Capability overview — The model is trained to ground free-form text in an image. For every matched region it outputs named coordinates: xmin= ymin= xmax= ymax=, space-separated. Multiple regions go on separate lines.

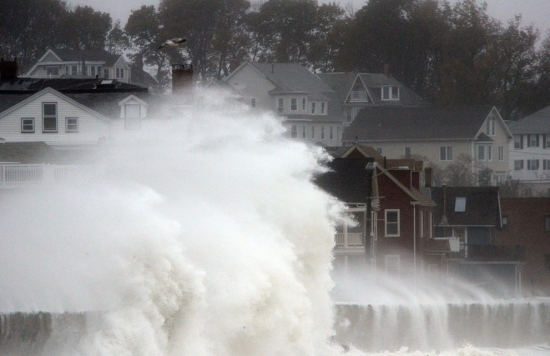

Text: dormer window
xmin=118 ymin=95 xmax=148 ymax=130
xmin=116 ymin=67 xmax=125 ymax=79
xmin=46 ymin=67 xmax=59 ymax=76
xmin=350 ymin=81 xmax=368 ymax=102
xmin=42 ymin=103 xmax=57 ymax=133
xmin=381 ymin=86 xmax=399 ymax=101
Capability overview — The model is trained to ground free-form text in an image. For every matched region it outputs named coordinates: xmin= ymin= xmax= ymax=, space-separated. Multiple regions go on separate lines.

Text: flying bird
xmin=157 ymin=37 xmax=187 ymax=50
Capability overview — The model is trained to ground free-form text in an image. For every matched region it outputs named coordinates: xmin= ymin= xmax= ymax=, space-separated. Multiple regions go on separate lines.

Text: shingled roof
xmin=41 ymin=49 xmax=122 ymax=67
xmin=344 ymin=105 xmax=497 ymax=142
xmin=507 ymin=105 xmax=550 ymax=134
xmin=430 ymin=186 xmax=501 ymax=227
xmin=315 ymin=157 xmax=374 ymax=204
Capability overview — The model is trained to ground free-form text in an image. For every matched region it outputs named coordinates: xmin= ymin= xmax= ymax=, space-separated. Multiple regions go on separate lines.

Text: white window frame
xmin=527 ymin=159 xmax=540 ymax=171
xmin=385 ymin=209 xmax=400 ymax=237
xmin=290 ymin=124 xmax=297 ymax=138
xmin=302 ymin=125 xmax=306 ymax=139
xmin=498 ymin=146 xmax=504 ymax=161
xmin=46 ymin=67 xmax=59 ymax=76
xmin=384 ymin=255 xmax=401 ymax=274
xmin=330 ymin=126 xmax=333 ymax=140
xmin=478 ymin=145 xmax=485 ymax=161
xmin=277 ymin=98 xmax=284 ymax=112
xmin=311 ymin=102 xmax=316 ymax=114
xmin=125 ymin=104 xmax=141 ymax=129
xmin=528 ymin=134 xmax=539 ymax=147
xmin=321 ymin=126 xmax=325 ymax=139
xmin=21 ymin=118 xmax=35 ymax=133
xmin=514 ymin=160 xmax=524 ymax=170
xmin=291 ymin=98 xmax=297 ymax=111
xmin=115 ymin=67 xmax=125 ymax=79
xmin=543 ymin=159 xmax=550 ymax=170
xmin=42 ymin=102 xmax=57 ymax=133
xmin=103 ymin=68 xmax=109 ymax=78
xmin=487 ymin=118 xmax=495 ymax=136
xmin=514 ymin=135 xmax=523 ymax=149
xmin=302 ymin=98 xmax=306 ymax=111
xmin=440 ymin=146 xmax=452 ymax=161
xmin=321 ymin=102 xmax=325 ymax=114
xmin=311 ymin=125 xmax=315 ymax=139
xmin=381 ymin=86 xmax=399 ymax=101
xmin=65 ymin=117 xmax=79 ymax=132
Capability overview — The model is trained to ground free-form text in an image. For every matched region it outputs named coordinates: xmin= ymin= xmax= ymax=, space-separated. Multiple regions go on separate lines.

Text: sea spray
xmin=0 ymin=95 xmax=344 ymax=355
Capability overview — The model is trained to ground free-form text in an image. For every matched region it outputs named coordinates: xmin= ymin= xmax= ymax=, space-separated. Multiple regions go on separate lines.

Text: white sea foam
xmin=0 ymin=95 xmax=343 ymax=355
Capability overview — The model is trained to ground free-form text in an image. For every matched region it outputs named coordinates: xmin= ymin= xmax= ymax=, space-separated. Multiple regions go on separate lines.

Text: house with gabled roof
xmin=343 ymin=105 xmax=513 ymax=185
xmin=223 ymin=61 xmax=345 ymax=146
xmin=317 ymin=72 xmax=428 ymax=123
xmin=428 ymin=186 xmax=523 ymax=296
xmin=25 ymin=49 xmax=132 ymax=84
xmin=316 ymin=143 xmax=436 ymax=280
xmin=507 ymin=106 xmax=550 ymax=195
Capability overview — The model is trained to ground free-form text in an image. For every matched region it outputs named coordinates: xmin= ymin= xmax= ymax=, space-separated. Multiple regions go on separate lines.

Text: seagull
xmin=157 ymin=37 xmax=187 ymax=50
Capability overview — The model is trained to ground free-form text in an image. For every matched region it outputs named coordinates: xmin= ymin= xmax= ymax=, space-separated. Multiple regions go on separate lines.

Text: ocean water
xmin=0 ymin=91 xmax=548 ymax=355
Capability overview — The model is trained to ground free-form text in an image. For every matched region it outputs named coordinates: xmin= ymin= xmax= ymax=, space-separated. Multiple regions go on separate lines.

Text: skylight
xmin=455 ymin=197 xmax=466 ymax=212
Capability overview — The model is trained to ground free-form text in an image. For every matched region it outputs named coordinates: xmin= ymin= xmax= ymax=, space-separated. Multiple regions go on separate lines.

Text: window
xmin=384 ymin=255 xmax=401 ymax=274
xmin=545 ymin=254 xmax=550 ymax=272
xmin=405 ymin=147 xmax=411 ymax=158
xmin=502 ymin=215 xmax=508 ymax=230
xmin=46 ymin=67 xmax=59 ymax=76
xmin=528 ymin=134 xmax=539 ymax=147
xmin=311 ymin=125 xmax=315 ymax=139
xmin=321 ymin=102 xmax=325 ymax=114
xmin=103 ymin=68 xmax=109 ymax=78
xmin=440 ymin=146 xmax=452 ymax=161
xmin=455 ymin=197 xmax=466 ymax=212
xmin=382 ymin=86 xmax=399 ymax=100
xmin=486 ymin=118 xmax=495 ymax=136
xmin=65 ymin=117 xmax=78 ymax=132
xmin=478 ymin=146 xmax=485 ymax=160
xmin=514 ymin=135 xmax=523 ymax=149
xmin=545 ymin=134 xmax=550 ymax=149
xmin=277 ymin=98 xmax=284 ymax=112
xmin=115 ymin=67 xmax=125 ymax=79
xmin=527 ymin=159 xmax=540 ymax=170
xmin=291 ymin=98 xmax=297 ymax=111
xmin=42 ymin=103 xmax=57 ymax=132
xmin=514 ymin=160 xmax=524 ymax=170
xmin=376 ymin=147 xmax=382 ymax=154
xmin=544 ymin=160 xmax=550 ymax=170
xmin=21 ymin=118 xmax=35 ymax=133
xmin=302 ymin=98 xmax=306 ymax=111
xmin=385 ymin=209 xmax=400 ymax=237
xmin=290 ymin=124 xmax=297 ymax=138
xmin=321 ymin=126 xmax=325 ymax=139
xmin=487 ymin=145 xmax=492 ymax=161
xmin=72 ymin=65 xmax=78 ymax=75
xmin=330 ymin=126 xmax=333 ymax=140
xmin=125 ymin=104 xmax=141 ymax=129
xmin=311 ymin=102 xmax=315 ymax=114
xmin=545 ymin=216 xmax=550 ymax=232
xmin=90 ymin=65 xmax=96 ymax=76
xmin=499 ymin=146 xmax=504 ymax=161
xmin=419 ymin=211 xmax=424 ymax=238
xmin=302 ymin=125 xmax=306 ymax=138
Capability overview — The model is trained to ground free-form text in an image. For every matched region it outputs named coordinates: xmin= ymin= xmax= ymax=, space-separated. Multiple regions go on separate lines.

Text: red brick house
xmin=496 ymin=198 xmax=550 ymax=296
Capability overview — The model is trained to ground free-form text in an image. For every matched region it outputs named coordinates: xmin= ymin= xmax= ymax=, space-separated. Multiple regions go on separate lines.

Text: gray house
xmin=223 ymin=61 xmax=345 ymax=147
xmin=343 ymin=105 xmax=513 ymax=185
xmin=317 ymin=72 xmax=428 ymax=123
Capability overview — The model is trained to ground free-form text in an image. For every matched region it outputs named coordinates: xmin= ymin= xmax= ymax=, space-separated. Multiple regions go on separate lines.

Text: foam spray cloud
xmin=0 ymin=93 xmax=345 ymax=356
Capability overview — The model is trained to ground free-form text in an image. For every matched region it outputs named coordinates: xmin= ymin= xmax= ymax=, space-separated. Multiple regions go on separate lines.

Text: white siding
xmin=0 ymin=92 xmax=110 ymax=145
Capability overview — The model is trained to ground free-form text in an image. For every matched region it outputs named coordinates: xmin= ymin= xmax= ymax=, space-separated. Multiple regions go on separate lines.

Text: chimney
xmin=172 ymin=63 xmax=194 ymax=94
xmin=424 ymin=167 xmax=433 ymax=188
xmin=0 ymin=58 xmax=18 ymax=81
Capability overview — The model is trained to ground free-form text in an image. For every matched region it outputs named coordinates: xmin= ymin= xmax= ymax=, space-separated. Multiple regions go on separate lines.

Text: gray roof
xmin=245 ymin=62 xmax=335 ymax=101
xmin=343 ymin=105 xmax=495 ymax=142
xmin=0 ymin=78 xmax=152 ymax=117
xmin=430 ymin=186 xmax=501 ymax=227
xmin=507 ymin=105 xmax=550 ymax=134
xmin=317 ymin=72 xmax=428 ymax=107
xmin=46 ymin=49 xmax=123 ymax=66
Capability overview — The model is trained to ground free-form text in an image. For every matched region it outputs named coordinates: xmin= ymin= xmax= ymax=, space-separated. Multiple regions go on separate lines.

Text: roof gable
xmin=344 ymin=105 xmax=497 ymax=142
xmin=507 ymin=105 xmax=550 ymax=134
xmin=0 ymin=87 xmax=110 ymax=123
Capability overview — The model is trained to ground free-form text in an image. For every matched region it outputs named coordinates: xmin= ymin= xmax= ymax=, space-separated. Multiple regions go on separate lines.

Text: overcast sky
xmin=67 ymin=0 xmax=550 ymax=38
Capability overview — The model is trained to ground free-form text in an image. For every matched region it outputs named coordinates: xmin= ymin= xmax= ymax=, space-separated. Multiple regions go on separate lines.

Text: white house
xmin=508 ymin=106 xmax=550 ymax=195
xmin=222 ymin=61 xmax=345 ymax=147
xmin=25 ymin=49 xmax=132 ymax=84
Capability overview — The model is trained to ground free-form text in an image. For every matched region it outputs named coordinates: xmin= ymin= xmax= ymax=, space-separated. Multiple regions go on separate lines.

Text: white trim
xmin=385 ymin=209 xmax=400 ymax=237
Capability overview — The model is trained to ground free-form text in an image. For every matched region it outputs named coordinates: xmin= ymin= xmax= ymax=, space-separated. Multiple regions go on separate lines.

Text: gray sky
xmin=67 ymin=0 xmax=550 ymax=37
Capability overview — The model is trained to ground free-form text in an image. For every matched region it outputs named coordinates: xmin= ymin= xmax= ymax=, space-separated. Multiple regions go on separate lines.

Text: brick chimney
xmin=0 ymin=58 xmax=18 ymax=81
xmin=172 ymin=63 xmax=194 ymax=94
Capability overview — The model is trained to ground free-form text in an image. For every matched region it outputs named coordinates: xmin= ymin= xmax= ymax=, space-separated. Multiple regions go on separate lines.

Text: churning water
xmin=0 ymin=93 xmax=549 ymax=355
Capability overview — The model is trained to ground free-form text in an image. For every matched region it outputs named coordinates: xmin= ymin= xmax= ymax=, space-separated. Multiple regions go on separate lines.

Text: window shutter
xmin=544 ymin=134 xmax=547 ymax=149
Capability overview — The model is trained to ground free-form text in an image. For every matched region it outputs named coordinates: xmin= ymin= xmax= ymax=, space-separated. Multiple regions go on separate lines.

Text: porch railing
xmin=335 ymin=232 xmax=364 ymax=247
xmin=0 ymin=163 xmax=100 ymax=187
